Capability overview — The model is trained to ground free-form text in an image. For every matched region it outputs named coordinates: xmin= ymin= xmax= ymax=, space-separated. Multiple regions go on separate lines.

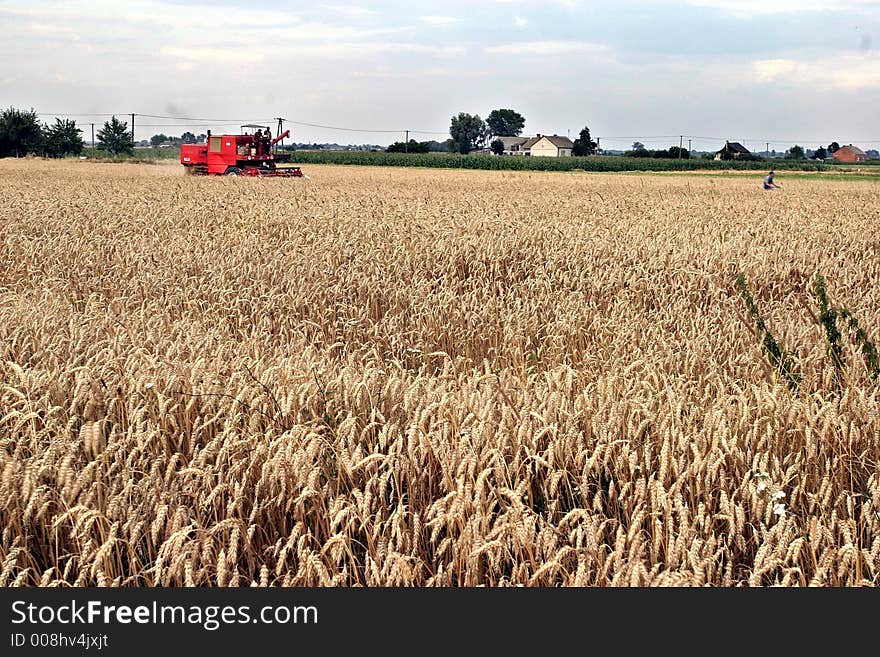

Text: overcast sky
xmin=1 ymin=0 xmax=878 ymax=151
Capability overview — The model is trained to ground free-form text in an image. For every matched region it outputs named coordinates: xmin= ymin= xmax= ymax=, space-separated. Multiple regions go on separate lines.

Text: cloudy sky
xmin=1 ymin=0 xmax=878 ymax=151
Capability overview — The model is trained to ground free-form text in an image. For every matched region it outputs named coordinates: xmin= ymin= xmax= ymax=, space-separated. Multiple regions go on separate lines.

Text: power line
xmin=136 ymin=113 xmax=276 ymax=123
xmin=135 ymin=123 xmax=248 ymax=127
xmin=139 ymin=114 xmax=447 ymax=135
xmin=36 ymin=112 xmax=118 ymax=117
xmin=284 ymin=119 xmax=403 ymax=134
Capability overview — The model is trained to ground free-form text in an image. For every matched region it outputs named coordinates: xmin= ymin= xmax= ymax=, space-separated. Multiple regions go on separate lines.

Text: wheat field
xmin=1 ymin=158 xmax=878 ymax=586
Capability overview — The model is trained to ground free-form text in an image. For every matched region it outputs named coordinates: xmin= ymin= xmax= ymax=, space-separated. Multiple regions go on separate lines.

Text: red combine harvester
xmin=180 ymin=124 xmax=303 ymax=177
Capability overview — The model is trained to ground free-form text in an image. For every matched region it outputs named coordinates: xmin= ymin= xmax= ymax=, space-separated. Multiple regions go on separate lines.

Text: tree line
xmin=149 ymin=131 xmax=206 ymax=147
xmin=383 ymin=108 xmax=598 ymax=156
xmin=0 ymin=107 xmax=149 ymax=157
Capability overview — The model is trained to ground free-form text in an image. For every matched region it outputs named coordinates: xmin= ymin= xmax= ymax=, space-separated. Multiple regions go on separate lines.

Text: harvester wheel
xmin=224 ymin=166 xmax=243 ymax=176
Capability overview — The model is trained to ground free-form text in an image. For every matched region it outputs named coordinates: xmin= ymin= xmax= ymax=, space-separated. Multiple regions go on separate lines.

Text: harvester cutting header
xmin=180 ymin=124 xmax=303 ymax=177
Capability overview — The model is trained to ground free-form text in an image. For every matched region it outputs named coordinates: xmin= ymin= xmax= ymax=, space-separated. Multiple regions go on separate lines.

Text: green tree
xmin=181 ymin=131 xmax=197 ymax=144
xmin=150 ymin=133 xmax=169 ymax=147
xmin=667 ymin=146 xmax=690 ymax=159
xmin=490 ymin=139 xmax=505 ymax=155
xmin=631 ymin=141 xmax=645 ymax=152
xmin=449 ymin=113 xmax=490 ymax=154
xmin=43 ymin=118 xmax=83 ymax=157
xmin=572 ymin=126 xmax=597 ymax=156
xmin=0 ymin=107 xmax=43 ymax=157
xmin=787 ymin=144 xmax=805 ymax=159
xmin=97 ymin=116 xmax=134 ymax=155
xmin=421 ymin=140 xmax=448 ymax=152
xmin=486 ymin=108 xmax=525 ymax=137
xmin=827 ymin=142 xmax=840 ymax=154
xmin=812 ymin=146 xmax=828 ymax=160
xmin=386 ymin=139 xmax=429 ymax=153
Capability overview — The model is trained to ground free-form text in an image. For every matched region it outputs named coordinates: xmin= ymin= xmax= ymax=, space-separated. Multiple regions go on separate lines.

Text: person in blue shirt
xmin=763 ymin=171 xmax=781 ymax=190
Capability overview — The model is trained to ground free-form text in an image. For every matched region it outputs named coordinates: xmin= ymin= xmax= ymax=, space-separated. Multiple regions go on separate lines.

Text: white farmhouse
xmin=528 ymin=134 xmax=574 ymax=157
xmin=493 ymin=133 xmax=574 ymax=156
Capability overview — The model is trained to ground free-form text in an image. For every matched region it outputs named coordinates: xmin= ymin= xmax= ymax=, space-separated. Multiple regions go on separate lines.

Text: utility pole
xmin=90 ymin=123 xmax=95 ymax=148
xmin=131 ymin=113 xmax=136 ymax=144
xmin=688 ymin=138 xmax=692 ymax=154
xmin=679 ymin=135 xmax=683 ymax=159
xmin=404 ymin=129 xmax=409 ymax=153
xmin=766 ymin=142 xmax=770 ymax=156
xmin=596 ymin=137 xmax=600 ymax=154
xmin=275 ymin=117 xmax=285 ymax=153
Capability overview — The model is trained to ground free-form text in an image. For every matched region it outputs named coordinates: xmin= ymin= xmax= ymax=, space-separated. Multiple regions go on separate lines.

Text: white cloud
xmin=665 ymin=0 xmax=880 ymax=17
xmin=751 ymin=52 xmax=880 ymax=89
xmin=752 ymin=58 xmax=797 ymax=83
xmin=27 ymin=23 xmax=80 ymax=41
xmin=421 ymin=16 xmax=462 ymax=25
xmin=486 ymin=40 xmax=609 ymax=55
xmin=320 ymin=5 xmax=379 ymax=18
xmin=351 ymin=66 xmax=487 ymax=79
xmin=0 ymin=1 xmax=301 ymax=31
xmin=159 ymin=46 xmax=265 ymax=65
xmin=513 ymin=16 xmax=528 ymax=27
xmin=161 ymin=40 xmax=465 ymax=65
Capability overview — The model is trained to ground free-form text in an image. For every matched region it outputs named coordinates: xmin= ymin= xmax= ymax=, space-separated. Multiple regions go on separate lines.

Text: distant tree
xmin=43 ymin=118 xmax=83 ymax=157
xmin=197 ymin=133 xmax=207 ymax=144
xmin=386 ymin=139 xmax=429 ymax=153
xmin=827 ymin=142 xmax=840 ymax=154
xmin=787 ymin=144 xmax=805 ymax=159
xmin=97 ymin=117 xmax=134 ymax=155
xmin=150 ymin=133 xmax=169 ymax=147
xmin=421 ymin=140 xmax=448 ymax=152
xmin=572 ymin=126 xmax=597 ymax=156
xmin=490 ymin=139 xmax=505 ymax=155
xmin=486 ymin=108 xmax=526 ymax=137
xmin=181 ymin=131 xmax=197 ymax=144
xmin=631 ymin=141 xmax=645 ymax=152
xmin=812 ymin=146 xmax=828 ymax=160
xmin=667 ymin=146 xmax=690 ymax=159
xmin=0 ymin=107 xmax=43 ymax=157
xmin=449 ymin=113 xmax=490 ymax=154
xmin=866 ymin=149 xmax=880 ymax=160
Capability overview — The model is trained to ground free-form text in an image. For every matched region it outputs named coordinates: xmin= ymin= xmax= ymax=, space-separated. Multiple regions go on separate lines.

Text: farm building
xmin=714 ymin=141 xmax=751 ymax=160
xmin=496 ymin=136 xmax=529 ymax=155
xmin=529 ymin=134 xmax=574 ymax=157
xmin=832 ymin=144 xmax=867 ymax=163
xmin=493 ymin=134 xmax=573 ymax=156
xmin=518 ymin=137 xmax=540 ymax=154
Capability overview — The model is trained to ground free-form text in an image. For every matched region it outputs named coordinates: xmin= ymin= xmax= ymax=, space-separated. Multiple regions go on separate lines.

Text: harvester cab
xmin=180 ymin=124 xmax=303 ymax=177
